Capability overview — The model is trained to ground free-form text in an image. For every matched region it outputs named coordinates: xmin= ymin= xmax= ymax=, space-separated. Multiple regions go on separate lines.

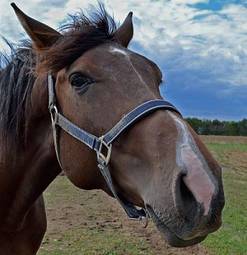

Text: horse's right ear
xmin=11 ymin=3 xmax=61 ymax=49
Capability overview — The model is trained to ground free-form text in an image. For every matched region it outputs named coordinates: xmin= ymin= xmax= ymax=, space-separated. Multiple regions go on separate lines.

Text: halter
xmin=48 ymin=74 xmax=181 ymax=221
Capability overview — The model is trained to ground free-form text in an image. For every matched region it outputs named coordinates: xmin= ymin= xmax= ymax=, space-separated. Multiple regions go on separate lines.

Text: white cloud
xmin=0 ymin=0 xmax=246 ymax=88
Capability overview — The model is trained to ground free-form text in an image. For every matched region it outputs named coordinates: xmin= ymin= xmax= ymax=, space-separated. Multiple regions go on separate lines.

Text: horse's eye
xmin=69 ymin=72 xmax=94 ymax=91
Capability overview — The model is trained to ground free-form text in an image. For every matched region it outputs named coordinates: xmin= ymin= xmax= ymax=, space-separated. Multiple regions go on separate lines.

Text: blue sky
xmin=0 ymin=0 xmax=246 ymax=120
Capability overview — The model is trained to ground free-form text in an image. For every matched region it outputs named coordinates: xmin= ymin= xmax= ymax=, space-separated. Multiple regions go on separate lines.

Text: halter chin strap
xmin=48 ymin=74 xmax=181 ymax=220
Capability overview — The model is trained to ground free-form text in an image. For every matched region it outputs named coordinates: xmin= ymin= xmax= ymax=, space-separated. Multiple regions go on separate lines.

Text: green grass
xmin=38 ymin=176 xmax=156 ymax=255
xmin=39 ymin=228 xmax=151 ymax=255
xmin=38 ymin=136 xmax=247 ymax=255
xmin=202 ymin=139 xmax=247 ymax=255
xmin=207 ymin=143 xmax=247 ymax=152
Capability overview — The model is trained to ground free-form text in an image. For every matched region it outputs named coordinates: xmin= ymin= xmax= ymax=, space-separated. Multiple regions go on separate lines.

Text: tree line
xmin=186 ymin=118 xmax=247 ymax=136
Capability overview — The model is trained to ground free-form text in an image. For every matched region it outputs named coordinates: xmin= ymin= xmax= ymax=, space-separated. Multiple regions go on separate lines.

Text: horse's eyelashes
xmin=69 ymin=72 xmax=94 ymax=91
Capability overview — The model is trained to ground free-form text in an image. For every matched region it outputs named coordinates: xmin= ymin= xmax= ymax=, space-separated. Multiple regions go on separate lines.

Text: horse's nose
xmin=174 ymin=169 xmax=225 ymax=240
xmin=182 ymin=169 xmax=216 ymax=217
xmin=174 ymin=173 xmax=223 ymax=240
xmin=173 ymin=146 xmax=224 ymax=239
xmin=176 ymin=174 xmax=217 ymax=216
xmin=177 ymin=145 xmax=217 ymax=217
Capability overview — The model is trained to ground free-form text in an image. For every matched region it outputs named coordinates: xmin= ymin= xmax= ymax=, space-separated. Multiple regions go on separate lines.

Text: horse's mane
xmin=0 ymin=42 xmax=35 ymax=145
xmin=0 ymin=5 xmax=117 ymax=146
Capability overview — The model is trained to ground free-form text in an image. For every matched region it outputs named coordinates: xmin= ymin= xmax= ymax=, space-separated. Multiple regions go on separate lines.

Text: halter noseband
xmin=48 ymin=74 xmax=181 ymax=221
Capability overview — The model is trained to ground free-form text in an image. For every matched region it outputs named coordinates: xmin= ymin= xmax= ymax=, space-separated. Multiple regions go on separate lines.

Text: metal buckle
xmin=96 ymin=136 xmax=112 ymax=166
xmin=49 ymin=104 xmax=58 ymax=124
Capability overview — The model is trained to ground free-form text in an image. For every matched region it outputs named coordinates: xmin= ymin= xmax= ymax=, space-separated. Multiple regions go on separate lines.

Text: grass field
xmin=201 ymin=136 xmax=247 ymax=255
xmin=38 ymin=136 xmax=247 ymax=255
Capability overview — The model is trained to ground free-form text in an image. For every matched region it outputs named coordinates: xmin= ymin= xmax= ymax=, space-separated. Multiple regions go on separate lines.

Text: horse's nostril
xmin=180 ymin=177 xmax=193 ymax=202
xmin=178 ymin=176 xmax=198 ymax=220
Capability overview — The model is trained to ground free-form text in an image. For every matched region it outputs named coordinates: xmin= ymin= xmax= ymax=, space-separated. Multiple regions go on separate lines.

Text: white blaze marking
xmin=110 ymin=47 xmax=128 ymax=56
xmin=168 ymin=112 xmax=216 ymax=215
xmin=109 ymin=46 xmax=148 ymax=88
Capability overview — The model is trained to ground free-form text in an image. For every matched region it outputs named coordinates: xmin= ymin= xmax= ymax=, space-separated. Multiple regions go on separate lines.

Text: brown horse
xmin=0 ymin=3 xmax=224 ymax=254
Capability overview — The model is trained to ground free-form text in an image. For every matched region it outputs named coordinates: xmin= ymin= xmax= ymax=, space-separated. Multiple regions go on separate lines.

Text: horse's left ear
xmin=11 ymin=3 xmax=61 ymax=49
xmin=114 ymin=12 xmax=133 ymax=47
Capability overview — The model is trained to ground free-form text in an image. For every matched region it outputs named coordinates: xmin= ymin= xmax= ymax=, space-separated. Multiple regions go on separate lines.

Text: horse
xmin=0 ymin=3 xmax=225 ymax=254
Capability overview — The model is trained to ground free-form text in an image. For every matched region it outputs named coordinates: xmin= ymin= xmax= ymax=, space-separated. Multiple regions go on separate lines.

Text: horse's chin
xmin=146 ymin=205 xmax=207 ymax=247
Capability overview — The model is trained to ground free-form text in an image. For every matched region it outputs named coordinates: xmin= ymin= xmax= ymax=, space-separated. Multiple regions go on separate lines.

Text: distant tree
xmin=239 ymin=119 xmax=247 ymax=136
xmin=185 ymin=118 xmax=247 ymax=136
xmin=186 ymin=118 xmax=202 ymax=134
xmin=225 ymin=121 xmax=239 ymax=136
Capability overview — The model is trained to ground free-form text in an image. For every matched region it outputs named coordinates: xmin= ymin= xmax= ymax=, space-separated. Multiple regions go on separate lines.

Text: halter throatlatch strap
xmin=48 ymin=74 xmax=181 ymax=220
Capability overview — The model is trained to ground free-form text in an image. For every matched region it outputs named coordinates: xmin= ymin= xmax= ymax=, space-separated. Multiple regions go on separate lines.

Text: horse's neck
xmin=0 ymin=115 xmax=61 ymax=231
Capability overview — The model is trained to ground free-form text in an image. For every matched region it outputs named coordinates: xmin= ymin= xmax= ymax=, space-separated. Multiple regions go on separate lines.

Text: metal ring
xmin=96 ymin=136 xmax=112 ymax=166
xmin=49 ymin=105 xmax=58 ymax=124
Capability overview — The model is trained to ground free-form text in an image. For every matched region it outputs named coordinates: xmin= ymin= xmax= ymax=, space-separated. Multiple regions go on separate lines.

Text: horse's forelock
xmin=36 ymin=5 xmax=117 ymax=74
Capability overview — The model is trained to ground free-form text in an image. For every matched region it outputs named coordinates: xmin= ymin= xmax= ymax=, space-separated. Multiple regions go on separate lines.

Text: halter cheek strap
xmin=48 ymin=74 xmax=181 ymax=220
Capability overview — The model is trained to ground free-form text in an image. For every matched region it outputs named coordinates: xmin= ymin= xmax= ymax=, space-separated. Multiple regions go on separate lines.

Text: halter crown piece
xmin=48 ymin=74 xmax=181 ymax=221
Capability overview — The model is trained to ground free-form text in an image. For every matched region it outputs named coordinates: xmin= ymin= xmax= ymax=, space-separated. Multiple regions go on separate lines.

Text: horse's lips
xmin=146 ymin=205 xmax=207 ymax=247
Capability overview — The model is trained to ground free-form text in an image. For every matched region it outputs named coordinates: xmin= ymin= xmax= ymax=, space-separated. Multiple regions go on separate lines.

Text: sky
xmin=0 ymin=0 xmax=246 ymax=120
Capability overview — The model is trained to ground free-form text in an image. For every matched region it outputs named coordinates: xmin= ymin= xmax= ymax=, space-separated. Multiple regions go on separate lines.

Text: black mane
xmin=0 ymin=5 xmax=117 ymax=146
xmin=0 ymin=42 xmax=35 ymax=145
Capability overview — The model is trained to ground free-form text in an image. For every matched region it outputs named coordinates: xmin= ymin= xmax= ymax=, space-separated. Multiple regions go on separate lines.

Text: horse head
xmin=12 ymin=3 xmax=224 ymax=247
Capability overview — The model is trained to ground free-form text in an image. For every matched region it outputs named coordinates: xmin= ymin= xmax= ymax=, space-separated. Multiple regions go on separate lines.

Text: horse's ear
xmin=11 ymin=3 xmax=61 ymax=49
xmin=114 ymin=12 xmax=133 ymax=47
